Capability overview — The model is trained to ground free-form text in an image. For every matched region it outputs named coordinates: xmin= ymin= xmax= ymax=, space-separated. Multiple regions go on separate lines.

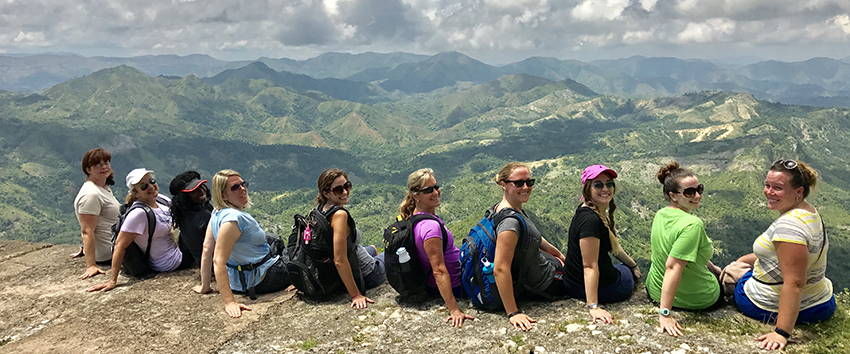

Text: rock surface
xmin=0 ymin=240 xmax=810 ymax=353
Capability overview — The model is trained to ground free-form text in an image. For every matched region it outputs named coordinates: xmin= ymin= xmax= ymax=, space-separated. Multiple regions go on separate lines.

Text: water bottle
xmin=482 ymin=260 xmax=495 ymax=283
xmin=397 ymin=247 xmax=412 ymax=273
xmin=302 ymin=226 xmax=312 ymax=245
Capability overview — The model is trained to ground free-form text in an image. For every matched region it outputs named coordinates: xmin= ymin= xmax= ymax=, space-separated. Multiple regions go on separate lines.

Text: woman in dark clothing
xmin=563 ymin=165 xmax=640 ymax=324
xmin=169 ymin=170 xmax=213 ymax=266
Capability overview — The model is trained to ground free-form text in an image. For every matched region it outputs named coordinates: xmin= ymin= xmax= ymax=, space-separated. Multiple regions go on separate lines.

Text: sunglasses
xmin=229 ymin=181 xmax=249 ymax=192
xmin=417 ymin=184 xmax=440 ymax=194
xmin=675 ymin=184 xmax=704 ymax=198
xmin=138 ymin=178 xmax=156 ymax=191
xmin=504 ymin=179 xmax=536 ymax=187
xmin=328 ymin=181 xmax=352 ymax=196
xmin=774 ymin=159 xmax=807 ymax=185
xmin=592 ymin=181 xmax=616 ymax=191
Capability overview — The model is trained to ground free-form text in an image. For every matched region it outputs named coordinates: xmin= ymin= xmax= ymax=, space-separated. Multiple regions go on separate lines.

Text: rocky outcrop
xmin=0 ymin=240 xmax=832 ymax=353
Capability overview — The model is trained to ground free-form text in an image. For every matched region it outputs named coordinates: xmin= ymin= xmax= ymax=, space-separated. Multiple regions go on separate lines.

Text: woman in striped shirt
xmin=734 ymin=160 xmax=835 ymax=351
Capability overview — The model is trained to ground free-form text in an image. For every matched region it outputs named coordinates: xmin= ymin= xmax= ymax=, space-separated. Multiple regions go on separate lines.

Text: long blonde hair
xmin=581 ymin=174 xmax=621 ymax=252
xmin=211 ymin=169 xmax=251 ymax=210
xmin=399 ymin=168 xmax=435 ymax=220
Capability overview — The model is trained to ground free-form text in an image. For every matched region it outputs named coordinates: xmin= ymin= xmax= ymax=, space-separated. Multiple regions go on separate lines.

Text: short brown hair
xmin=81 ymin=148 xmax=114 ymax=185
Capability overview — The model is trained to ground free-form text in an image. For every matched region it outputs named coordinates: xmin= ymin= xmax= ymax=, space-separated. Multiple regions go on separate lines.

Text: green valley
xmin=1 ymin=64 xmax=849 ymax=290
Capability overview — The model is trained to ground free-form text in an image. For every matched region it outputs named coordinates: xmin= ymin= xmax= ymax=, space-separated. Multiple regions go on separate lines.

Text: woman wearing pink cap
xmin=646 ymin=161 xmax=722 ymax=337
xmin=563 ymin=165 xmax=640 ymax=324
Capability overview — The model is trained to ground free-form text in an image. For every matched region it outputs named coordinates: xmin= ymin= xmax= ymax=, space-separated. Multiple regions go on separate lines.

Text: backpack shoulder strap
xmin=408 ymin=213 xmax=449 ymax=252
xmin=491 ymin=207 xmax=528 ymax=241
xmin=128 ymin=202 xmax=156 ymax=257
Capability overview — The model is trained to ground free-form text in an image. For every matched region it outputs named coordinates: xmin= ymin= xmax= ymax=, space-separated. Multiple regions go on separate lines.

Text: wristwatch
xmin=587 ymin=303 xmax=599 ymax=309
xmin=659 ymin=308 xmax=671 ymax=317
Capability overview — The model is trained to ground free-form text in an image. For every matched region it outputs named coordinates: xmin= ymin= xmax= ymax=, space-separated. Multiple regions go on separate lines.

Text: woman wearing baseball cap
xmin=87 ymin=168 xmax=192 ymax=292
xmin=169 ymin=170 xmax=213 ymax=266
xmin=563 ymin=165 xmax=641 ymax=325
xmin=645 ymin=161 xmax=722 ymax=337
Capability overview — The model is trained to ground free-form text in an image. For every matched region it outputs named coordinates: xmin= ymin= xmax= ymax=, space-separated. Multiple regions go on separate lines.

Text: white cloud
xmin=0 ymin=0 xmax=847 ymax=61
xmin=623 ymin=30 xmax=653 ymax=44
xmin=13 ymin=31 xmax=48 ymax=46
xmin=640 ymin=0 xmax=657 ymax=12
xmin=571 ymin=0 xmax=629 ymax=21
xmin=676 ymin=18 xmax=736 ymax=43
xmin=834 ymin=14 xmax=850 ymax=35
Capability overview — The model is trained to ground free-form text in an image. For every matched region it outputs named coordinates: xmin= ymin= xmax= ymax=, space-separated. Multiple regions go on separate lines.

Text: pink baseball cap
xmin=581 ymin=165 xmax=618 ymax=184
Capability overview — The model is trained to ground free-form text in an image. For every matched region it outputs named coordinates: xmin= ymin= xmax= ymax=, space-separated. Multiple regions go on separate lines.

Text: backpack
xmin=111 ymin=195 xmax=170 ymax=277
xmin=459 ymin=207 xmax=528 ymax=311
xmin=383 ymin=213 xmax=449 ymax=302
xmin=287 ymin=206 xmax=364 ymax=297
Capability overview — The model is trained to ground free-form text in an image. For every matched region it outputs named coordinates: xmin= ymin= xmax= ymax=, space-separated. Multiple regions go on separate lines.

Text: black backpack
xmin=287 ymin=206 xmax=364 ymax=297
xmin=110 ymin=195 xmax=170 ymax=277
xmin=383 ymin=214 xmax=448 ymax=302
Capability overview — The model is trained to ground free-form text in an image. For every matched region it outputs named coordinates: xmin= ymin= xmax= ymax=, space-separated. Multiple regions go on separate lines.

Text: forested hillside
xmin=1 ymin=65 xmax=849 ymax=289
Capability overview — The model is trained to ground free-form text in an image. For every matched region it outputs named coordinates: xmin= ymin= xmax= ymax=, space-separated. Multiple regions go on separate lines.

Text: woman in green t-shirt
xmin=645 ymin=161 xmax=722 ymax=337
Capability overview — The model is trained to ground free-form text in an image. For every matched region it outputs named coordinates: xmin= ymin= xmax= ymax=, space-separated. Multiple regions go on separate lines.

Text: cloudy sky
xmin=2 ymin=0 xmax=849 ymax=64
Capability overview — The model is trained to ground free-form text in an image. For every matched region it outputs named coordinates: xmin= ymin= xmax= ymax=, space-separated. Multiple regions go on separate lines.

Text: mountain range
xmin=4 ymin=52 xmax=850 ymax=109
xmin=1 ymin=61 xmax=850 ymax=289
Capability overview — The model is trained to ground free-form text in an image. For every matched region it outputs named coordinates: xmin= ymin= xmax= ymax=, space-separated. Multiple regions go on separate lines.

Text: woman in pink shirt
xmin=398 ymin=168 xmax=473 ymax=327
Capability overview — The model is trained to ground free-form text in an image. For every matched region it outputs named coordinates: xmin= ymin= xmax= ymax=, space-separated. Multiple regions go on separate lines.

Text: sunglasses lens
xmin=526 ymin=179 xmax=535 ymax=187
xmin=140 ymin=183 xmax=148 ymax=191
xmin=421 ymin=185 xmax=440 ymax=194
xmin=593 ymin=181 xmax=614 ymax=190
xmin=230 ymin=181 xmax=248 ymax=192
xmin=332 ymin=181 xmax=351 ymax=195
xmin=682 ymin=184 xmax=704 ymax=198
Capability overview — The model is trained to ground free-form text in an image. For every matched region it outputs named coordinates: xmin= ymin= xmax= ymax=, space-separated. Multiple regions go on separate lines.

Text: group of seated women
xmin=73 ymin=147 xmax=835 ymax=350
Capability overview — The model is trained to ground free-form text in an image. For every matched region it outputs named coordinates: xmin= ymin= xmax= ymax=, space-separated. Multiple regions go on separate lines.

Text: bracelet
xmin=627 ymin=264 xmax=637 ymax=269
xmin=774 ymin=327 xmax=791 ymax=339
xmin=507 ymin=310 xmax=523 ymax=318
xmin=351 ymin=292 xmax=361 ymax=300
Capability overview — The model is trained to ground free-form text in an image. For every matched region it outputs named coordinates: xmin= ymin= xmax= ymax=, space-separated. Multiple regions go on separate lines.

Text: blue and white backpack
xmin=459 ymin=207 xmax=528 ymax=311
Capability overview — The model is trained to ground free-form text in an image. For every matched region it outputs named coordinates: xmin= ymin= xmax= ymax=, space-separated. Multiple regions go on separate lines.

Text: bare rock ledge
xmin=0 ymin=240 xmax=821 ymax=353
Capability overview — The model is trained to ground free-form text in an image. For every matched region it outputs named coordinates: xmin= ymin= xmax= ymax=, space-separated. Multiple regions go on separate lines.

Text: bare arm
xmin=330 ymin=211 xmax=371 ymax=309
xmin=423 ymin=237 xmax=473 ymax=327
xmin=86 ymin=231 xmax=138 ymax=292
xmin=579 ymin=237 xmax=613 ymax=324
xmin=494 ymin=229 xmax=535 ymax=330
xmin=193 ymin=222 xmax=216 ymax=294
xmin=737 ymin=253 xmax=757 ymax=266
xmin=213 ymin=221 xmax=252 ymax=318
xmin=539 ymin=237 xmax=565 ymax=264
xmin=756 ymin=241 xmax=808 ymax=351
xmin=611 ymin=244 xmax=641 ymax=280
xmin=77 ymin=214 xmax=105 ymax=279
xmin=658 ymin=256 xmax=688 ymax=337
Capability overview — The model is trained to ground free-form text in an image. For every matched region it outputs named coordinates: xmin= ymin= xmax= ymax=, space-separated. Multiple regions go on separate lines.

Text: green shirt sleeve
xmin=668 ymin=221 xmax=706 ymax=263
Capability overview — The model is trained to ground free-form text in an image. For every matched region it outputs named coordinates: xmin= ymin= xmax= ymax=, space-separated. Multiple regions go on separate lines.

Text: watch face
xmin=659 ymin=308 xmax=671 ymax=316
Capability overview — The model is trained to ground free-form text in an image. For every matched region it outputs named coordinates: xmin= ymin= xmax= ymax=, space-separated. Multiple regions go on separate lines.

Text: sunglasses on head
xmin=229 ymin=181 xmax=249 ymax=192
xmin=138 ymin=178 xmax=156 ymax=191
xmin=329 ymin=181 xmax=352 ymax=196
xmin=592 ymin=181 xmax=616 ymax=191
xmin=675 ymin=184 xmax=704 ymax=198
xmin=504 ymin=179 xmax=536 ymax=187
xmin=774 ymin=159 xmax=807 ymax=184
xmin=417 ymin=184 xmax=440 ymax=194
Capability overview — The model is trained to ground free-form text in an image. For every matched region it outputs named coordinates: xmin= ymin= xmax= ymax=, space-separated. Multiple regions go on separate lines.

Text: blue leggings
xmin=566 ymin=263 xmax=634 ymax=304
xmin=734 ymin=270 xmax=836 ymax=324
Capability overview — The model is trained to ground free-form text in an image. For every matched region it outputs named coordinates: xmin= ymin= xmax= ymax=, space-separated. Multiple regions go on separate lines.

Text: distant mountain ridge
xmin=4 ymin=51 xmax=850 ymax=108
xmin=3 ymin=64 xmax=850 ymax=291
